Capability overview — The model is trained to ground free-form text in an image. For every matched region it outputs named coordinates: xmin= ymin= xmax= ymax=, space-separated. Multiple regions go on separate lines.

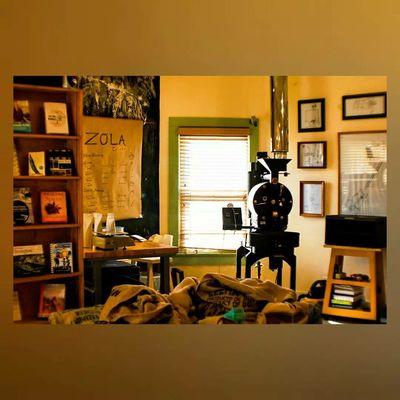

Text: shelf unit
xmin=322 ymin=245 xmax=386 ymax=321
xmin=14 ymin=133 xmax=80 ymax=140
xmin=14 ymin=176 xmax=80 ymax=181
xmin=13 ymin=84 xmax=84 ymax=324
xmin=14 ymin=223 xmax=80 ymax=231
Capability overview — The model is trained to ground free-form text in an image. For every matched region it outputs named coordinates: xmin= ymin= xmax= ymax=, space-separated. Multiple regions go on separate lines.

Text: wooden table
xmin=84 ymin=242 xmax=178 ymax=303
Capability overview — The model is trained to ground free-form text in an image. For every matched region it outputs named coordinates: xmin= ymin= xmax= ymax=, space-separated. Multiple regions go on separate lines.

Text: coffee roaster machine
xmin=222 ymin=76 xmax=299 ymax=290
xmin=222 ymin=152 xmax=299 ymax=290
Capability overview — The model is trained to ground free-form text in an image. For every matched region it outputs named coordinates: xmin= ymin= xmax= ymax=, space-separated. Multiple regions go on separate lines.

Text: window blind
xmin=179 ymin=131 xmax=249 ymax=250
xmin=340 ymin=132 xmax=387 ymax=216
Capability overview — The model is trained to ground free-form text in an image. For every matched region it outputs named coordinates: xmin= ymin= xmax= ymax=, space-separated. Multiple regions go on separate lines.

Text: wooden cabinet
xmin=13 ymin=84 xmax=84 ymax=323
xmin=322 ymin=245 xmax=386 ymax=321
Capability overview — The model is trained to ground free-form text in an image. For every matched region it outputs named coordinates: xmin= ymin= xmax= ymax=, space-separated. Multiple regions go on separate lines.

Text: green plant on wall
xmin=71 ymin=76 xmax=156 ymax=122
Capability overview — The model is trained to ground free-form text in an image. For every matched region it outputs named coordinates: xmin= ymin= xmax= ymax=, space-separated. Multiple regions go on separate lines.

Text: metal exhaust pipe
xmin=270 ymin=76 xmax=289 ymax=158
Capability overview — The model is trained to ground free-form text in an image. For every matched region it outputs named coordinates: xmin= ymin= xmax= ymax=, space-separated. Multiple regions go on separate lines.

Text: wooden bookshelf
xmin=330 ymin=279 xmax=370 ymax=288
xmin=13 ymin=84 xmax=84 ymax=323
xmin=14 ymin=223 xmax=80 ymax=231
xmin=15 ymin=318 xmax=49 ymax=325
xmin=14 ymin=272 xmax=81 ymax=285
xmin=14 ymin=176 xmax=80 ymax=181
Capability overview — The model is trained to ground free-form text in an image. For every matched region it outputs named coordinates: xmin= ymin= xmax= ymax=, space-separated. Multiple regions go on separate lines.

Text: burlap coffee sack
xmin=195 ymin=273 xmax=296 ymax=318
xmin=197 ymin=316 xmax=237 ymax=324
xmin=48 ymin=305 xmax=103 ymax=325
xmin=257 ymin=301 xmax=313 ymax=324
xmin=298 ymin=298 xmax=323 ymax=323
xmin=99 ymin=285 xmax=177 ymax=324
xmin=167 ymin=277 xmax=199 ymax=324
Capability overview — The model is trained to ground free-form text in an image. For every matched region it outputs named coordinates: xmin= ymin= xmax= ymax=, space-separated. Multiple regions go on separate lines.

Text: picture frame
xmin=300 ymin=181 xmax=325 ymax=217
xmin=297 ymin=141 xmax=327 ymax=168
xmin=338 ymin=130 xmax=387 ymax=216
xmin=298 ymin=98 xmax=325 ymax=132
xmin=342 ymin=92 xmax=386 ymax=120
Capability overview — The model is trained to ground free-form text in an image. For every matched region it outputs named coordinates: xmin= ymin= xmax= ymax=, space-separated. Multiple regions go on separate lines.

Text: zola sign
xmin=85 ymin=132 xmax=126 ymax=146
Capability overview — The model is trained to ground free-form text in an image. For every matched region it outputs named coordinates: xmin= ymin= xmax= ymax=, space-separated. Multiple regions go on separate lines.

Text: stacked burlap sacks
xmin=97 ymin=273 xmax=321 ymax=324
xmin=49 ymin=273 xmax=321 ymax=324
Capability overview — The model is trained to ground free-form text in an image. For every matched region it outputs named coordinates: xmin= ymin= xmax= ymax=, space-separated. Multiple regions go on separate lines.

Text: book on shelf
xmin=13 ymin=143 xmax=20 ymax=176
xmin=40 ymin=191 xmax=68 ymax=223
xmin=38 ymin=283 xmax=66 ymax=318
xmin=47 ymin=149 xmax=74 ymax=176
xmin=333 ymin=284 xmax=364 ymax=295
xmin=13 ymin=244 xmax=47 ymax=277
xmin=332 ymin=293 xmax=364 ymax=302
xmin=13 ymin=291 xmax=22 ymax=321
xmin=28 ymin=151 xmax=46 ymax=176
xmin=331 ymin=298 xmax=358 ymax=305
xmin=13 ymin=187 xmax=34 ymax=225
xmin=13 ymin=100 xmax=31 ymax=133
xmin=44 ymin=102 xmax=69 ymax=135
xmin=330 ymin=303 xmax=361 ymax=310
xmin=50 ymin=242 xmax=73 ymax=273
xmin=330 ymin=299 xmax=362 ymax=308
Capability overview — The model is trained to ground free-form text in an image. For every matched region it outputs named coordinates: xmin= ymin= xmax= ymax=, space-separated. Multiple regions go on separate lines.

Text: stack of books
xmin=330 ymin=284 xmax=364 ymax=309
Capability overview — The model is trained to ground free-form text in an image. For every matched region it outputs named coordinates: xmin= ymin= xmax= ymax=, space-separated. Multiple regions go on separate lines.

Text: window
xmin=178 ymin=127 xmax=250 ymax=250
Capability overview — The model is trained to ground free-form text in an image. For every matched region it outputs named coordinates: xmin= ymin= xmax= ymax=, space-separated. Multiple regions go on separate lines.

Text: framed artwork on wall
xmin=298 ymin=98 xmax=325 ymax=132
xmin=342 ymin=92 xmax=386 ymax=120
xmin=300 ymin=181 xmax=325 ymax=217
xmin=297 ymin=141 xmax=327 ymax=168
xmin=338 ymin=130 xmax=387 ymax=216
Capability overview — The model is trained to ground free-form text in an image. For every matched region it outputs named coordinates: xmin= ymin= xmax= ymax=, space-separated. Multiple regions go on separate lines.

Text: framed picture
xmin=297 ymin=141 xmax=327 ymax=168
xmin=342 ymin=92 xmax=386 ymax=120
xmin=300 ymin=181 xmax=325 ymax=217
xmin=338 ymin=131 xmax=387 ymax=216
xmin=298 ymin=98 xmax=325 ymax=132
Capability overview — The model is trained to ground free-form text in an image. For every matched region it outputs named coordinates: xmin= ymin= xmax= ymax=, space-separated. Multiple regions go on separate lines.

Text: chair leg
xmin=147 ymin=263 xmax=155 ymax=289
xmin=170 ymin=270 xmax=173 ymax=292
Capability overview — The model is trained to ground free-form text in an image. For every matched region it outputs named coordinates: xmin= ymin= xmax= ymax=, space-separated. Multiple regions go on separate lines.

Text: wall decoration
xmin=342 ymin=92 xmax=386 ymax=120
xmin=297 ymin=141 xmax=327 ymax=168
xmin=71 ymin=76 xmax=156 ymax=123
xmin=64 ymin=75 xmax=160 ymax=236
xmin=300 ymin=181 xmax=325 ymax=217
xmin=82 ymin=116 xmax=143 ymax=220
xmin=339 ymin=131 xmax=387 ymax=216
xmin=298 ymin=98 xmax=325 ymax=132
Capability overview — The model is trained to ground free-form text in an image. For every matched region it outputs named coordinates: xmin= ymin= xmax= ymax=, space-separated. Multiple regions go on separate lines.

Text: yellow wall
xmin=159 ymin=76 xmax=387 ymax=292
xmin=160 ymin=76 xmax=270 ymax=230
xmin=286 ymin=76 xmax=387 ymax=292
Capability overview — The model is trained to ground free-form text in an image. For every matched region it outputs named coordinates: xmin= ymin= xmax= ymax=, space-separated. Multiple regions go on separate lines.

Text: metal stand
xmin=236 ymin=231 xmax=299 ymax=290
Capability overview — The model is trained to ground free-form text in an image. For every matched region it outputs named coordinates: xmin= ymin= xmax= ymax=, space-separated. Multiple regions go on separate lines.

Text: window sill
xmin=172 ymin=248 xmax=236 ymax=266
xmin=178 ymin=248 xmax=235 ymax=255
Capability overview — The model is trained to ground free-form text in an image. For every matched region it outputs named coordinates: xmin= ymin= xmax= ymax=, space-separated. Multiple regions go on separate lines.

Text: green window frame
xmin=168 ymin=117 xmax=259 ymax=266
